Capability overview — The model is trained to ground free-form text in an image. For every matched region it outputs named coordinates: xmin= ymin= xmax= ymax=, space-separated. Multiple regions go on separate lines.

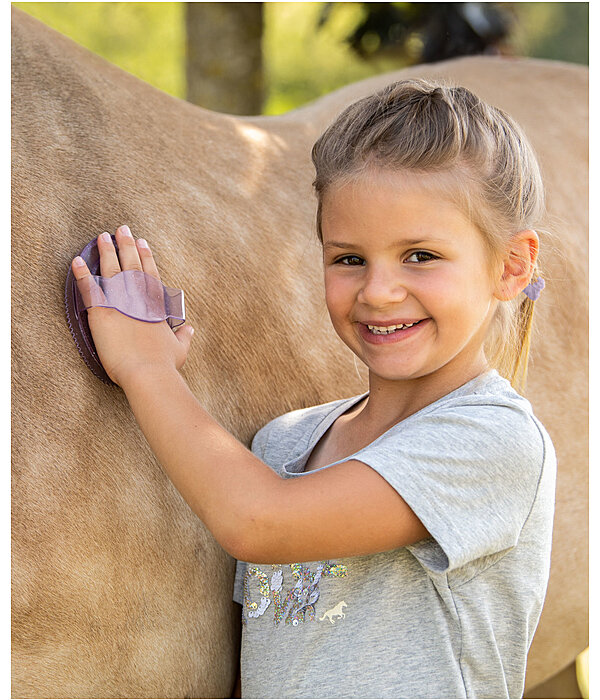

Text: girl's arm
xmin=120 ymin=364 xmax=429 ymax=564
xmin=73 ymin=227 xmax=429 ymax=564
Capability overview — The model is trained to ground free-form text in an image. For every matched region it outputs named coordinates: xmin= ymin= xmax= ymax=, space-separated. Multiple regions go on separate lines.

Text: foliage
xmin=14 ymin=2 xmax=588 ymax=116
xmin=13 ymin=2 xmax=186 ymax=98
xmin=320 ymin=2 xmax=511 ymax=63
xmin=263 ymin=2 xmax=404 ymax=114
xmin=504 ymin=2 xmax=588 ymax=65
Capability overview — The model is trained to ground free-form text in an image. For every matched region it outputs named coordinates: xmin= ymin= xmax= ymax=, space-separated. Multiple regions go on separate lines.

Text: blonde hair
xmin=311 ymin=79 xmax=545 ymax=391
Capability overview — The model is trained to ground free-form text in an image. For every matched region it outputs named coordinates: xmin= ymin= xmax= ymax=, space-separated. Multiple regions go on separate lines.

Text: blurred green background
xmin=13 ymin=2 xmax=588 ymax=115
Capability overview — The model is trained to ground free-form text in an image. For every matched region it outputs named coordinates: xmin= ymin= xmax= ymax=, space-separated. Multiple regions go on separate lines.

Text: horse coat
xmin=11 ymin=8 xmax=588 ymax=697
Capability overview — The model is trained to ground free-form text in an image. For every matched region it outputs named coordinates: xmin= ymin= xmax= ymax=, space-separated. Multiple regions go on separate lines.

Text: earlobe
xmin=494 ymin=230 xmax=539 ymax=301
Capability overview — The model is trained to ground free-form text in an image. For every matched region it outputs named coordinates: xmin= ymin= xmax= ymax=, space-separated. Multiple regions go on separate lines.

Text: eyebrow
xmin=323 ymin=238 xmax=442 ymax=250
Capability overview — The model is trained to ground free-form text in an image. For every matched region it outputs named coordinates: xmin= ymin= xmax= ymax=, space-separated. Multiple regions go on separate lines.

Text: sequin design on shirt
xmin=242 ymin=561 xmax=348 ymax=627
xmin=244 ymin=567 xmax=272 ymax=619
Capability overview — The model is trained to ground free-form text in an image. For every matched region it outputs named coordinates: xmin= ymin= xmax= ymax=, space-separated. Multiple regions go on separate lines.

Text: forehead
xmin=321 ymin=168 xmax=476 ymax=241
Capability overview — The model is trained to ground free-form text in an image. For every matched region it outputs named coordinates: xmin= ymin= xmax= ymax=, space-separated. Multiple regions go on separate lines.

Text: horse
xmin=11 ymin=7 xmax=587 ymax=697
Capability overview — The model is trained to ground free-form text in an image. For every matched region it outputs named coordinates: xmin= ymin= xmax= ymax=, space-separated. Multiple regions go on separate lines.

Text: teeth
xmin=367 ymin=322 xmax=416 ymax=334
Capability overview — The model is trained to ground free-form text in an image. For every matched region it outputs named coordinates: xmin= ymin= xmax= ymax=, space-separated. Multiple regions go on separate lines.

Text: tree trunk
xmin=186 ymin=2 xmax=264 ymax=115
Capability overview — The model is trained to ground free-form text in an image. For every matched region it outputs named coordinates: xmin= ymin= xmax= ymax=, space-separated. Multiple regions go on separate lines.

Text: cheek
xmin=324 ymin=274 xmax=354 ymax=316
xmin=466 ymin=264 xmax=498 ymax=307
xmin=436 ymin=262 xmax=495 ymax=304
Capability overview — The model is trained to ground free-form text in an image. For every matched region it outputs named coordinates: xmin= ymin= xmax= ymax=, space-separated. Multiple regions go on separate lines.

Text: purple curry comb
xmin=65 ymin=235 xmax=185 ymax=385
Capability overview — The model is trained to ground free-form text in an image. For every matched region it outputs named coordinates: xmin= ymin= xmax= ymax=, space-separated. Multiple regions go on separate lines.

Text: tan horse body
xmin=11 ymin=8 xmax=587 ymax=698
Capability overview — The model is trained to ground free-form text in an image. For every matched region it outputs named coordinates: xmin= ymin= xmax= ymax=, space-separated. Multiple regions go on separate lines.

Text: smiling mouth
xmin=365 ymin=319 xmax=425 ymax=335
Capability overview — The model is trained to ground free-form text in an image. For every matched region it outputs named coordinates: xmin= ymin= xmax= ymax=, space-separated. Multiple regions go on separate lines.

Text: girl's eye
xmin=405 ymin=251 xmax=438 ymax=263
xmin=335 ymin=255 xmax=365 ymax=266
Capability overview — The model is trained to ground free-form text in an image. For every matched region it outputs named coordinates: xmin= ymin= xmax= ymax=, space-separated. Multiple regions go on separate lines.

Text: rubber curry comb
xmin=65 ymin=235 xmax=185 ymax=385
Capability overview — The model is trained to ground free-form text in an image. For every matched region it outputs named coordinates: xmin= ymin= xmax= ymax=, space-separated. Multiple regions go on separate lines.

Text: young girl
xmin=72 ymin=79 xmax=556 ymax=699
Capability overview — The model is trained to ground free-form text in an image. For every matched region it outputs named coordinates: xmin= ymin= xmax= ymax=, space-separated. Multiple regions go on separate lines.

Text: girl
xmin=71 ymin=79 xmax=556 ymax=699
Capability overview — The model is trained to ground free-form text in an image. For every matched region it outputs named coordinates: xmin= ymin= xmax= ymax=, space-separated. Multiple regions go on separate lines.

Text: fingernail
xmin=99 ymin=232 xmax=111 ymax=243
xmin=190 ymin=327 xmax=195 ymax=336
xmin=73 ymin=256 xmax=86 ymax=267
xmin=119 ymin=225 xmax=132 ymax=236
xmin=137 ymin=238 xmax=149 ymax=249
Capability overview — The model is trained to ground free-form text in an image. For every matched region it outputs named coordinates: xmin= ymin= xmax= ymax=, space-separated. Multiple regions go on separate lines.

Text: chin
xmin=368 ymin=365 xmax=429 ymax=383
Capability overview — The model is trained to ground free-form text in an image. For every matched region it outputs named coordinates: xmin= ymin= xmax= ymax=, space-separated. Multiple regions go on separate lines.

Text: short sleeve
xmin=355 ymin=400 xmax=545 ymax=574
xmin=250 ymin=421 xmax=272 ymax=460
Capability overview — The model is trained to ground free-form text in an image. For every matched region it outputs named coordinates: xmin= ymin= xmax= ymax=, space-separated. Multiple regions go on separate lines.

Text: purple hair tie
xmin=523 ymin=277 xmax=545 ymax=301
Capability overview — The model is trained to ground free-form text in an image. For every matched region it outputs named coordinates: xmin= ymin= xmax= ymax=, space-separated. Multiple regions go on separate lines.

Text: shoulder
xmin=416 ymin=371 xmax=550 ymax=460
xmin=251 ymin=395 xmax=364 ymax=461
xmin=364 ymin=373 xmax=556 ymax=573
xmin=361 ymin=371 xmax=554 ymax=495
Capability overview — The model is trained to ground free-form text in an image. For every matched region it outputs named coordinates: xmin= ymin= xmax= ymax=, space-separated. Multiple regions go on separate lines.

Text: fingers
xmin=71 ymin=255 xmax=91 ymax=279
xmin=98 ymin=226 xmax=161 ymax=282
xmin=71 ymin=255 xmax=106 ymax=307
xmin=136 ymin=237 xmax=161 ymax=280
xmin=97 ymin=231 xmax=122 ymax=277
xmin=174 ymin=324 xmax=195 ymax=359
xmin=114 ymin=225 xmax=143 ymax=272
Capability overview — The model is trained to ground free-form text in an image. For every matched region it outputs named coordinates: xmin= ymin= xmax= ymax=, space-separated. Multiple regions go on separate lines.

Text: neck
xmin=359 ymin=354 xmax=489 ymax=431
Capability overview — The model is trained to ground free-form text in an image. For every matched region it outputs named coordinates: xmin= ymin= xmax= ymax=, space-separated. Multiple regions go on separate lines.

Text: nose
xmin=357 ymin=264 xmax=409 ymax=308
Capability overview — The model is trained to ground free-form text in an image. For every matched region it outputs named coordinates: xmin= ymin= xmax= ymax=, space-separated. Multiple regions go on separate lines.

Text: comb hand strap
xmin=76 ymin=269 xmax=185 ymax=329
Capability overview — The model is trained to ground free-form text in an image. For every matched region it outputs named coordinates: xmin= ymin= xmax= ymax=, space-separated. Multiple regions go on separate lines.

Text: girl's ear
xmin=494 ymin=229 xmax=539 ymax=301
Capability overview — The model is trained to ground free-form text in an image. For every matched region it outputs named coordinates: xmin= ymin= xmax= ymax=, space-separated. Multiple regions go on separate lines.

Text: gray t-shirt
xmin=233 ymin=371 xmax=556 ymax=699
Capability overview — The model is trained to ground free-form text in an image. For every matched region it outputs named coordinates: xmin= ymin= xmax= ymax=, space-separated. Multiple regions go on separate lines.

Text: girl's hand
xmin=71 ymin=225 xmax=194 ymax=388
